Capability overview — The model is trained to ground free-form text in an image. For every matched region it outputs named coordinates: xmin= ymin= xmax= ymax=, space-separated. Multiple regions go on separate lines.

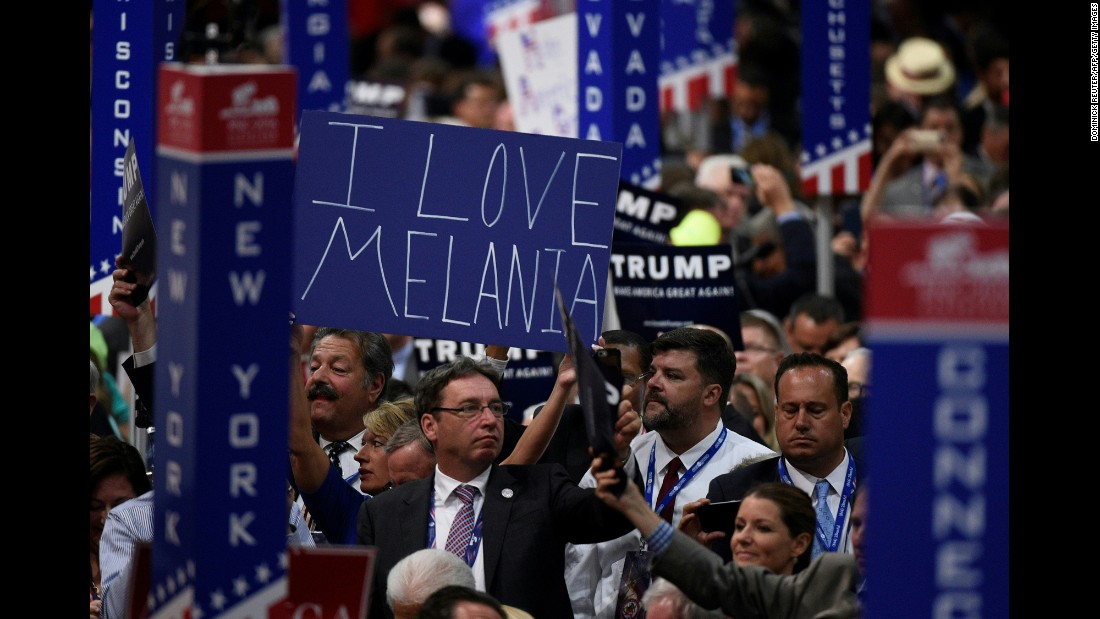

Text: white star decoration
xmin=100 ymin=259 xmax=112 ymax=274
xmin=255 ymin=563 xmax=272 ymax=584
xmin=801 ymin=123 xmax=872 ymax=163
xmin=233 ymin=575 xmax=250 ymax=596
xmin=210 ymin=589 xmax=227 ymax=610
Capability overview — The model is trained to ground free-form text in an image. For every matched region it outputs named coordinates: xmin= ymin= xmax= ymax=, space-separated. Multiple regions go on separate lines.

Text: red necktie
xmin=657 ymin=457 xmax=682 ymax=523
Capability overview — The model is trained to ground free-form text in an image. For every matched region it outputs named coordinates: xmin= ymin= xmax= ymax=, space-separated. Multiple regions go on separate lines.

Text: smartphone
xmin=122 ymin=270 xmax=152 ymax=306
xmin=908 ymin=129 xmax=944 ymax=153
xmin=730 ymin=166 xmax=754 ymax=189
xmin=696 ymin=499 xmax=741 ymax=535
xmin=591 ymin=347 xmax=626 ymax=495
xmin=595 ymin=348 xmax=623 ymax=400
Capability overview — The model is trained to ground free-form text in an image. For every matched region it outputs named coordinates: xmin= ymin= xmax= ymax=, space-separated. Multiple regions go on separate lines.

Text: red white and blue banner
xmin=799 ymin=0 xmax=872 ymax=197
xmin=863 ymin=222 xmax=1009 ymax=618
xmin=90 ymin=0 xmax=185 ymax=315
xmin=282 ymin=0 xmax=348 ymax=117
xmin=577 ymin=0 xmax=663 ymax=189
xmin=149 ymin=64 xmax=298 ymax=619
xmin=658 ymin=0 xmax=735 ymax=113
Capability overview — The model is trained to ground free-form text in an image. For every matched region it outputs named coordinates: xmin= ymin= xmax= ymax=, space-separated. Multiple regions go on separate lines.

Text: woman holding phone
xmin=687 ymin=482 xmax=814 ymax=576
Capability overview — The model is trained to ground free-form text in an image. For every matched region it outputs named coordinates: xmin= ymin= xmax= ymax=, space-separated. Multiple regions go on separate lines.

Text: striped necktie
xmin=445 ymin=485 xmax=479 ymax=557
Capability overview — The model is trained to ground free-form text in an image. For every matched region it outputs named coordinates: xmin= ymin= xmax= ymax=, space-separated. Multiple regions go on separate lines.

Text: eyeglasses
xmin=622 ymin=371 xmax=653 ymax=387
xmin=848 ymin=382 xmax=870 ymax=398
xmin=740 ymin=344 xmax=777 ymax=355
xmin=432 ymin=402 xmax=511 ymax=420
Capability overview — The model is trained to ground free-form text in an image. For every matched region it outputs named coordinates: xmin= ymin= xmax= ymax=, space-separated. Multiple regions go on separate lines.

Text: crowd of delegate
xmin=89 ymin=1 xmax=1007 ymax=617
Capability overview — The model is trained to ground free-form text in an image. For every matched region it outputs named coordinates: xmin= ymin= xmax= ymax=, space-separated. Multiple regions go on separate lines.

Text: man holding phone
xmin=565 ymin=327 xmax=776 ymax=619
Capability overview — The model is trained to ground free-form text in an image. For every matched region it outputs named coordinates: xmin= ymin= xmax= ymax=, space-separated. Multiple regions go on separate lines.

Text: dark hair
xmin=666 ymin=181 xmax=725 ymax=223
xmin=602 ymin=329 xmax=653 ymax=371
xmin=415 ymin=585 xmax=507 ymax=619
xmin=415 ymin=356 xmax=502 ymax=418
xmin=311 ymin=328 xmax=394 ymax=395
xmin=744 ymin=482 xmax=816 ymax=573
xmin=788 ymin=293 xmax=846 ymax=325
xmin=873 ymin=100 xmax=917 ymax=134
xmin=774 ymin=352 xmax=849 ymax=406
xmin=384 ymin=378 xmax=415 ymax=402
xmin=90 ymin=434 xmax=152 ymax=499
xmin=652 ymin=327 xmax=735 ymax=404
xmin=919 ymin=94 xmax=961 ymax=124
xmin=970 ymin=25 xmax=1009 ymax=72
xmin=824 ymin=322 xmax=863 ymax=353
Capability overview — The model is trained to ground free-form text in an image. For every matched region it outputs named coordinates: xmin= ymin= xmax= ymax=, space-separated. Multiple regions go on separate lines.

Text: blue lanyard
xmin=644 ymin=428 xmax=727 ymax=516
xmin=426 ymin=489 xmax=485 ymax=568
xmin=778 ymin=456 xmax=856 ymax=554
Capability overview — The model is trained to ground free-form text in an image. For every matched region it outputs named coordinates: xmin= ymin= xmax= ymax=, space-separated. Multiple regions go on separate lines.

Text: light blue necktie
xmin=813 ymin=479 xmax=835 ymax=559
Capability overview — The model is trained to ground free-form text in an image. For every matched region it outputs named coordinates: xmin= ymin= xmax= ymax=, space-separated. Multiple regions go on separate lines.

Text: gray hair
xmin=386 ymin=549 xmax=476 ymax=609
xmin=385 ymin=418 xmax=434 ymax=456
xmin=741 ymin=309 xmax=791 ymax=354
xmin=641 ymin=577 xmax=727 ymax=618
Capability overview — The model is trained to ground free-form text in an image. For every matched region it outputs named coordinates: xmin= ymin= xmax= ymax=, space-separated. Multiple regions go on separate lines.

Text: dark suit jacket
xmin=536 ymin=404 xmax=593 ymax=483
xmin=721 ymin=402 xmax=768 ymax=448
xmin=743 ymin=216 xmax=817 ymax=321
xmin=357 ymin=462 xmax=636 ymax=618
xmin=706 ymin=441 xmax=865 ymax=562
xmin=121 ymin=355 xmax=155 ymax=427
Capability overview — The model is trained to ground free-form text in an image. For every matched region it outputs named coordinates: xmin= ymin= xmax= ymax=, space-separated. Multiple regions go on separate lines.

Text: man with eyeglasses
xmin=736 ymin=309 xmax=791 ymax=403
xmin=565 ymin=327 xmax=776 ymax=619
xmin=358 ymin=356 xmax=641 ymax=619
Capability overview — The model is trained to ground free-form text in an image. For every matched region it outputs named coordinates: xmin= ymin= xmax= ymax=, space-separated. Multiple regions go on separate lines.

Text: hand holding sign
xmin=119 ymin=138 xmax=158 ymax=305
xmin=556 ymin=287 xmax=628 ymax=496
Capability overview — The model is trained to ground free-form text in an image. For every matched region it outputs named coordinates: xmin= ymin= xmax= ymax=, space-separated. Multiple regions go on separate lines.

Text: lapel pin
xmin=501 ymin=488 xmax=514 ymax=498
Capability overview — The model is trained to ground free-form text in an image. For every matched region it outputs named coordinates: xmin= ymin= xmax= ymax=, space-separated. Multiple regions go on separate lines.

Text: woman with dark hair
xmin=729 ymin=482 xmax=815 ymax=575
xmin=594 ymin=463 xmax=861 ymax=618
xmin=90 ymin=434 xmax=151 ymax=617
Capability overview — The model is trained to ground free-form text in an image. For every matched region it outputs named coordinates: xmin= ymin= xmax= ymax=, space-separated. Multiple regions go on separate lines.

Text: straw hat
xmin=885 ymin=37 xmax=956 ymax=95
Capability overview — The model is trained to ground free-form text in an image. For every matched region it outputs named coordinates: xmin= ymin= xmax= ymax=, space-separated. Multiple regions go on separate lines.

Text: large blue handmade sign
xmin=292 ymin=111 xmax=624 ymax=352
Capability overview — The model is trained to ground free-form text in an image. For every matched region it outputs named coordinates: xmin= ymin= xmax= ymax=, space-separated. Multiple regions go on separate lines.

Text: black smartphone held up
xmin=696 ymin=499 xmax=741 ymax=537
xmin=595 ymin=347 xmax=624 ymax=404
xmin=555 ymin=286 xmax=628 ymax=496
xmin=122 ymin=270 xmax=151 ymax=306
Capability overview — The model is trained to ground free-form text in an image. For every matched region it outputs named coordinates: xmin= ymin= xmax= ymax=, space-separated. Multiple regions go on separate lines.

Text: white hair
xmin=642 ymin=577 xmax=727 ymax=618
xmin=386 ymin=549 xmax=476 ymax=610
xmin=695 ymin=153 xmax=749 ymax=186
